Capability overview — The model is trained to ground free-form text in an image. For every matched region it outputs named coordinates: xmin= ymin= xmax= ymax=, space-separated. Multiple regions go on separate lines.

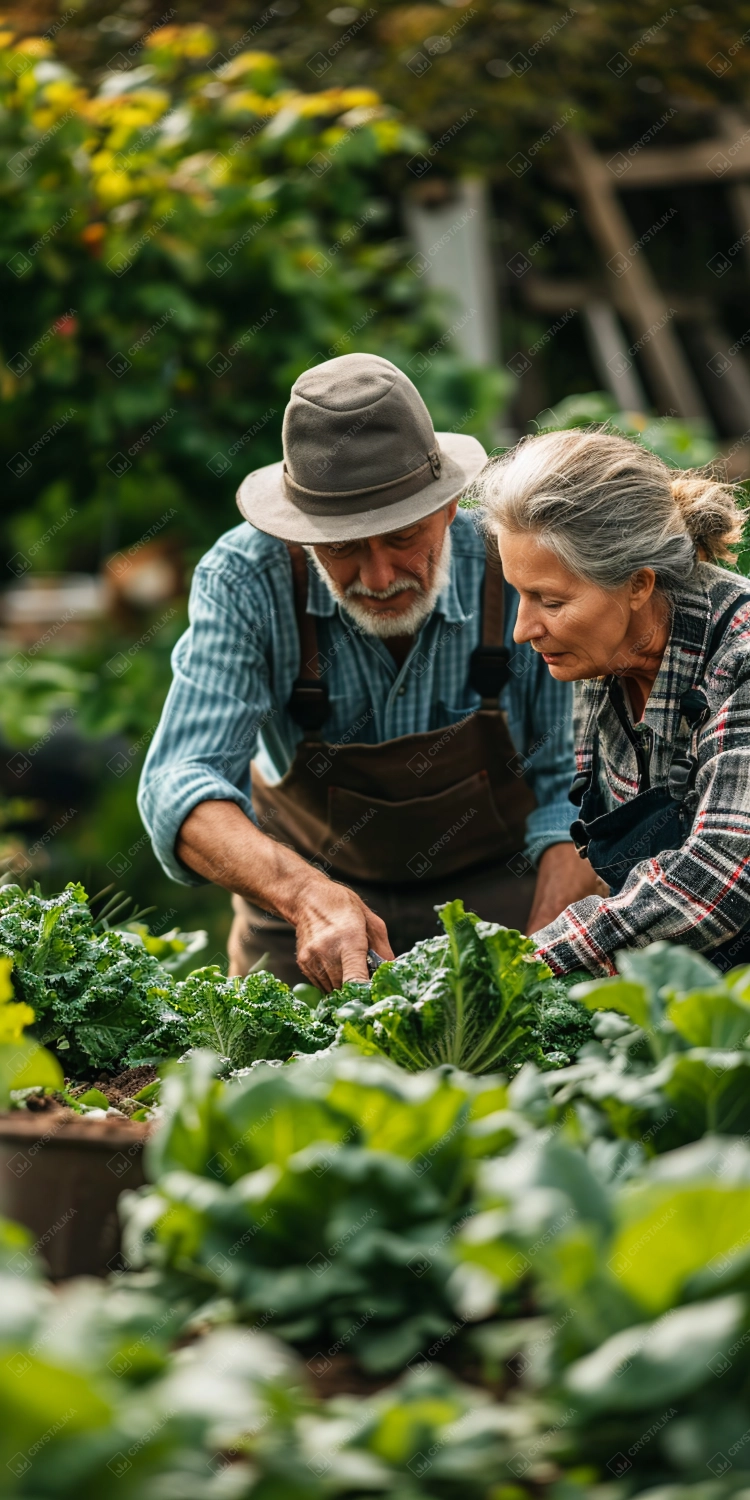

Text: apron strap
xmin=286 ymin=544 xmax=330 ymax=733
xmin=468 ymin=544 xmax=511 ymax=705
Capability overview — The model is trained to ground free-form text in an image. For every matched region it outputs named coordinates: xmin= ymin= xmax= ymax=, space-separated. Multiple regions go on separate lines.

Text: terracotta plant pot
xmin=0 ymin=1111 xmax=150 ymax=1279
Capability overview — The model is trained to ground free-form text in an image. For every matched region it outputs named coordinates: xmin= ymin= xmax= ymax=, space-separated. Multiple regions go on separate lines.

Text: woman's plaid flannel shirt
xmin=534 ymin=563 xmax=750 ymax=976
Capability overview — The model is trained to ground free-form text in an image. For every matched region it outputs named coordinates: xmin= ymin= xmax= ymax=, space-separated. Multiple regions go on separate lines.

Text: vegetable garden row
xmin=1 ymin=879 xmax=750 ymax=1496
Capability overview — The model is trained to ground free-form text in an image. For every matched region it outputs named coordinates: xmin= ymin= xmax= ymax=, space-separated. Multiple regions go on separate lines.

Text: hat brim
xmin=235 ymin=432 xmax=487 ymax=544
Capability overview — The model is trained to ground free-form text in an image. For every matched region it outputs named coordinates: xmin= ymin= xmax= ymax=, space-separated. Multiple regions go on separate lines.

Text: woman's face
xmin=498 ymin=529 xmax=655 ymax=682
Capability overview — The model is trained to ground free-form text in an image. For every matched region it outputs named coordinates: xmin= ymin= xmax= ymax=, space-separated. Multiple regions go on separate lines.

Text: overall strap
xmin=680 ymin=590 xmax=750 ymax=728
xmin=468 ymin=543 xmax=511 ymax=705
xmin=607 ymin=676 xmax=652 ymax=791
xmin=286 ymin=544 xmax=330 ymax=733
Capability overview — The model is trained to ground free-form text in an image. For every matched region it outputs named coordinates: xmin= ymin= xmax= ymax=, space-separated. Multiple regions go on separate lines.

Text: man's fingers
xmin=296 ymin=894 xmax=384 ymax=990
xmin=364 ymin=909 xmax=394 ymax=961
xmin=296 ymin=943 xmax=336 ymax=992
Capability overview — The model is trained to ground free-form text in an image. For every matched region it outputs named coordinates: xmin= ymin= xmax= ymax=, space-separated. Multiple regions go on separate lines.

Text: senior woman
xmin=477 ymin=427 xmax=750 ymax=976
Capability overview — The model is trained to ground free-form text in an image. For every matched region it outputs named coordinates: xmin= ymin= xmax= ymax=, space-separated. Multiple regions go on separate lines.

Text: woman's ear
xmin=629 ymin=568 xmax=657 ymax=612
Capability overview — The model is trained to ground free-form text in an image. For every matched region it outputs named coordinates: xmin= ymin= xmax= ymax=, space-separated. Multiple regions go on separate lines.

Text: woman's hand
xmin=526 ymin=842 xmax=608 ymax=936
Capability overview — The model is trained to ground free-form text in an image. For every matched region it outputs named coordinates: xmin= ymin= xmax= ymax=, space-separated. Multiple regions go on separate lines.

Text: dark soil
xmin=90 ymin=1065 xmax=158 ymax=1106
xmin=300 ymin=1347 xmax=506 ymax=1400
xmin=25 ymin=1093 xmax=61 ymax=1113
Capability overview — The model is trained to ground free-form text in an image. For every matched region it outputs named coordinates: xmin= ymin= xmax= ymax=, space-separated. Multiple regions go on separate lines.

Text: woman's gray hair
xmin=475 ymin=427 xmax=743 ymax=593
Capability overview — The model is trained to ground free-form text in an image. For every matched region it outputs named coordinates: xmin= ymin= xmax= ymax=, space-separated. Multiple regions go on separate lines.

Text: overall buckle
xmin=468 ymin=645 xmax=510 ymax=699
xmin=288 ymin=679 xmax=330 ymax=732
xmin=667 ymin=754 xmax=696 ymax=803
xmin=569 ymin=817 xmax=590 ymax=857
xmin=569 ymin=772 xmax=590 ymax=808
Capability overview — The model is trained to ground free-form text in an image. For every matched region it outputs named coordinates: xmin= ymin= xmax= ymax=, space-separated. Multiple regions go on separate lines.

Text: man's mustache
xmin=345 ymin=577 xmax=423 ymax=601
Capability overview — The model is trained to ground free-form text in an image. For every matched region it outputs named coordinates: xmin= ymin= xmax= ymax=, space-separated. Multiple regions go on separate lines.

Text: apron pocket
xmin=324 ymin=770 xmax=513 ymax=884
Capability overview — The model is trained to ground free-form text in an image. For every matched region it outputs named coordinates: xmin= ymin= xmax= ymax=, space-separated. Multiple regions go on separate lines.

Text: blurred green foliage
xmin=0 ymin=20 xmax=510 ymax=938
xmin=0 ymin=23 xmax=508 ymax=573
xmin=534 ymin=391 xmax=721 ymax=469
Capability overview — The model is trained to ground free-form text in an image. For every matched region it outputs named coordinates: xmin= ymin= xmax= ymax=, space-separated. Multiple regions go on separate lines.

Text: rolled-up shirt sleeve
xmin=534 ymin=675 xmax=750 ymax=974
xmin=138 ymin=560 xmax=277 ymax=885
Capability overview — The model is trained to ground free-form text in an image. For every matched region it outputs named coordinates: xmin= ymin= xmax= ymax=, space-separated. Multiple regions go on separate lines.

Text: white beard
xmin=305 ymin=530 xmax=453 ymax=639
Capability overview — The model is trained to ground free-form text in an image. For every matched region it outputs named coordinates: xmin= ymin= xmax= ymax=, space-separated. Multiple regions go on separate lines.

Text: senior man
xmin=138 ymin=353 xmax=598 ymax=990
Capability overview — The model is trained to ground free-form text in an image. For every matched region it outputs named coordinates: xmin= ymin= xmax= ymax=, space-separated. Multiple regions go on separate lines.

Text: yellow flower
xmin=39 ymin=79 xmax=88 ymax=114
xmin=372 ymin=119 xmax=406 ymax=153
xmin=296 ymin=92 xmax=350 ymax=118
xmin=0 ymin=958 xmax=12 ymax=1005
xmin=0 ymin=958 xmax=34 ymax=1043
xmin=146 ymin=24 xmax=215 ymax=58
xmin=217 ymin=50 xmax=277 ymax=81
xmin=15 ymin=36 xmax=52 ymax=56
xmin=95 ymin=168 xmax=146 ymax=204
xmin=222 ymin=89 xmax=279 ymax=118
xmin=339 ymin=87 xmax=381 ymax=108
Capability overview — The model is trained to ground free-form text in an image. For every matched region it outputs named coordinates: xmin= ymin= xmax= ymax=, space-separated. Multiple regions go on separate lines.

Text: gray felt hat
xmin=236 ymin=352 xmax=487 ymax=544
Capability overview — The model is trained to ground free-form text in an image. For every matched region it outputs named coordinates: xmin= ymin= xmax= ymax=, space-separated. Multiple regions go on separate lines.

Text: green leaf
xmin=0 ymin=1353 xmax=111 ymax=1474
xmin=608 ymin=1184 xmax=750 ymax=1312
xmin=572 ymin=977 xmax=650 ymax=1030
xmin=173 ymin=966 xmax=336 ymax=1067
xmin=662 ymin=1051 xmax=750 ymax=1141
xmin=293 ymin=983 xmax=324 ymax=1008
xmin=564 ymin=1294 xmax=746 ymax=1410
xmin=78 ymin=1087 xmax=110 ymax=1109
xmin=0 ymin=1039 xmax=63 ymax=1106
xmin=616 ymin=942 xmax=722 ymax=1000
xmin=339 ymin=902 xmax=570 ymax=1075
xmin=667 ymin=989 xmax=750 ymax=1049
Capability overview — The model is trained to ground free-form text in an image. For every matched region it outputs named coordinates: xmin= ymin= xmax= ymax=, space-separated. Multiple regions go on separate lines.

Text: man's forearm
xmin=176 ymin=799 xmax=320 ymax=924
xmin=175 ymin=799 xmax=393 ymax=989
xmin=526 ymin=841 xmax=607 ymax=936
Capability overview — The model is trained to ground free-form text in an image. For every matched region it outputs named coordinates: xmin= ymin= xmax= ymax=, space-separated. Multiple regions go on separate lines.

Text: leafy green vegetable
xmin=122 ymin=1049 xmax=513 ymax=1371
xmin=459 ymin=1130 xmax=750 ymax=1485
xmin=335 ymin=899 xmax=591 ymax=1074
xmin=0 ymin=883 xmax=189 ymax=1075
xmin=172 ymin=966 xmax=337 ymax=1069
xmin=0 ymin=1265 xmax=527 ymax=1500
xmin=511 ymin=943 xmax=750 ymax=1154
xmin=120 ymin=921 xmax=208 ymax=972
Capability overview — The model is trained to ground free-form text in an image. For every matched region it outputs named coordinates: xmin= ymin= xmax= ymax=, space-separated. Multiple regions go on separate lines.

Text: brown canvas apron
xmin=229 ymin=543 xmax=538 ymax=981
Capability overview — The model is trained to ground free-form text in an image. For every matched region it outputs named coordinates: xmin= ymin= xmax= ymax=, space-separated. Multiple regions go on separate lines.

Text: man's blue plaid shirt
xmin=138 ymin=508 xmax=576 ymax=884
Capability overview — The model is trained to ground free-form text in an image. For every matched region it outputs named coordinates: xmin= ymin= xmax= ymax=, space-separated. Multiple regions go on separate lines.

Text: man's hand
xmin=176 ymin=799 xmax=393 ymax=991
xmin=290 ymin=879 xmax=392 ymax=992
xmin=525 ymin=841 xmax=608 ymax=936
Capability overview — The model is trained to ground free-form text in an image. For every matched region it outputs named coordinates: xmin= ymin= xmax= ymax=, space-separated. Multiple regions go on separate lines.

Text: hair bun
xmin=670 ymin=466 xmax=742 ymax=564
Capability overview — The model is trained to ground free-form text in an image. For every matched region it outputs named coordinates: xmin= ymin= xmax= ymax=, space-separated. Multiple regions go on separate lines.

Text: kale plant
xmin=532 ymin=981 xmax=596 ymax=1067
xmin=172 ymin=966 xmax=337 ymax=1069
xmin=0 ymin=883 xmax=188 ymax=1075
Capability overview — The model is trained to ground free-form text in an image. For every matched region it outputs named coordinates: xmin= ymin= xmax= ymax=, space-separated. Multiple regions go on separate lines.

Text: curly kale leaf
xmin=532 ymin=980 xmax=594 ymax=1068
xmin=0 ymin=883 xmax=189 ymax=1074
xmin=173 ymin=967 xmax=337 ymax=1069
